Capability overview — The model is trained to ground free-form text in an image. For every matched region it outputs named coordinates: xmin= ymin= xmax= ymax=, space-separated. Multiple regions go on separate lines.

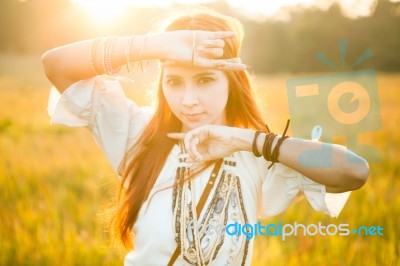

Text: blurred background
xmin=0 ymin=0 xmax=399 ymax=265
xmin=1 ymin=0 xmax=400 ymax=72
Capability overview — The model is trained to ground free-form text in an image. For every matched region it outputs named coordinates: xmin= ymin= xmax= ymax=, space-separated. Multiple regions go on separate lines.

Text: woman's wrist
xmin=232 ymin=128 xmax=282 ymax=159
xmin=136 ymin=34 xmax=165 ymax=60
xmin=110 ymin=36 xmax=130 ymax=67
xmin=111 ymin=36 xmax=149 ymax=63
xmin=232 ymin=128 xmax=256 ymax=152
xmin=114 ymin=33 xmax=179 ymax=64
xmin=230 ymin=128 xmax=271 ymax=153
xmin=106 ymin=34 xmax=163 ymax=71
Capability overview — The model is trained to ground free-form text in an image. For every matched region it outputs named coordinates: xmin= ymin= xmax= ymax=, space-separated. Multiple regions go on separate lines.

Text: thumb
xmin=167 ymin=132 xmax=186 ymax=140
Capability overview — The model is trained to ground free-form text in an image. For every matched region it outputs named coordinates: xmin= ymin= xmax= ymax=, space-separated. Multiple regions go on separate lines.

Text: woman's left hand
xmin=168 ymin=125 xmax=252 ymax=161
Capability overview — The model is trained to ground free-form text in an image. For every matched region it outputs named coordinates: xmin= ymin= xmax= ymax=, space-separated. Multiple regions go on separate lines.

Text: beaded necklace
xmin=172 ymin=145 xmax=250 ymax=265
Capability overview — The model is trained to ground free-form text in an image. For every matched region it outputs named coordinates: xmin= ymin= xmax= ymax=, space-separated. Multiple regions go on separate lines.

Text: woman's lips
xmin=183 ymin=113 xmax=204 ymax=121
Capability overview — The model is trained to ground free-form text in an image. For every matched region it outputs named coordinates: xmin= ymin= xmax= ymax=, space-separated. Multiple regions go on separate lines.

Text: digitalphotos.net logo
xmin=187 ymin=219 xmax=384 ymax=241
xmin=286 ymin=39 xmax=381 ymax=166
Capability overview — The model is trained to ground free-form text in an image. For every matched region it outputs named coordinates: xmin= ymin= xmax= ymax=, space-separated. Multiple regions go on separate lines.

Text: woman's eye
xmin=198 ymin=77 xmax=215 ymax=85
xmin=166 ymin=79 xmax=182 ymax=86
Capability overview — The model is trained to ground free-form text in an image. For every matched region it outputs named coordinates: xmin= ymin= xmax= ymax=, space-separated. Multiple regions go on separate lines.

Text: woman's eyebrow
xmin=164 ymin=74 xmax=182 ymax=79
xmin=193 ymin=72 xmax=217 ymax=78
xmin=164 ymin=72 xmax=217 ymax=79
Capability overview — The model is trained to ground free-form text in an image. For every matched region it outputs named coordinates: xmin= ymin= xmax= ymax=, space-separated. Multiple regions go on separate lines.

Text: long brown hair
xmin=112 ymin=9 xmax=268 ymax=247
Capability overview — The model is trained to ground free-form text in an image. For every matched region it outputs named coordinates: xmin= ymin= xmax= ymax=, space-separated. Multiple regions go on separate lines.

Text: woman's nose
xmin=182 ymin=88 xmax=199 ymax=107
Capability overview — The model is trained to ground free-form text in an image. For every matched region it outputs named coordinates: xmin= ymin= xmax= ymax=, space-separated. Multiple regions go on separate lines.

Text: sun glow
xmin=71 ymin=0 xmax=128 ymax=22
xmin=70 ymin=0 xmax=395 ymax=22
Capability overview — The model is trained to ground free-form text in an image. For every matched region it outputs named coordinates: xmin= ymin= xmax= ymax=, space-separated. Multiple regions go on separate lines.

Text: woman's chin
xmin=182 ymin=122 xmax=204 ymax=132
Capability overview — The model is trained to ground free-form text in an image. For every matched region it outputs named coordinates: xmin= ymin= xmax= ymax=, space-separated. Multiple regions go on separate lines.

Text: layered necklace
xmin=172 ymin=146 xmax=250 ymax=265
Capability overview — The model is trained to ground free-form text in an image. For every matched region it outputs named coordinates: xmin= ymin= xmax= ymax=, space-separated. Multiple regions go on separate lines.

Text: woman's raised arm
xmin=42 ymin=37 xmax=129 ymax=92
xmin=168 ymin=125 xmax=369 ymax=193
xmin=42 ymin=31 xmax=246 ymax=93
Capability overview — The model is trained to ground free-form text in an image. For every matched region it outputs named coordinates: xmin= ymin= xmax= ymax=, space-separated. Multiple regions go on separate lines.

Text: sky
xmin=70 ymin=0 xmax=399 ymax=22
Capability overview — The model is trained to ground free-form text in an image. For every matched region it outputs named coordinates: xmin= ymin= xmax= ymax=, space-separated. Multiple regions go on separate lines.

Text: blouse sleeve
xmin=258 ymin=162 xmax=351 ymax=219
xmin=47 ymin=76 xmax=153 ymax=173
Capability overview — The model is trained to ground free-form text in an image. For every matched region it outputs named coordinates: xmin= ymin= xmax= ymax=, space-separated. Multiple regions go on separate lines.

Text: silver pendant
xmin=201 ymin=236 xmax=210 ymax=250
xmin=187 ymin=247 xmax=197 ymax=260
xmin=215 ymin=198 xmax=224 ymax=213
xmin=221 ymin=182 xmax=229 ymax=193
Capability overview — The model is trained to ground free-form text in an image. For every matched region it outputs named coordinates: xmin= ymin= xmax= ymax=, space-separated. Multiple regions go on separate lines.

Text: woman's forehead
xmin=162 ymin=65 xmax=224 ymax=77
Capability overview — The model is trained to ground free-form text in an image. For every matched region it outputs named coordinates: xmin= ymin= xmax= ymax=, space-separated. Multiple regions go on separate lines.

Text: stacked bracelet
xmin=89 ymin=38 xmax=102 ymax=75
xmin=269 ymin=120 xmax=290 ymax=168
xmin=125 ymin=35 xmax=148 ymax=74
xmin=267 ymin=119 xmax=290 ymax=169
xmin=87 ymin=35 xmax=152 ymax=76
xmin=125 ymin=36 xmax=138 ymax=74
xmin=252 ymin=120 xmax=291 ymax=169
xmin=252 ymin=130 xmax=263 ymax=157
xmin=139 ymin=36 xmax=149 ymax=72
xmin=262 ymin=132 xmax=277 ymax=163
xmin=104 ymin=37 xmax=116 ymax=75
xmin=89 ymin=37 xmax=116 ymax=76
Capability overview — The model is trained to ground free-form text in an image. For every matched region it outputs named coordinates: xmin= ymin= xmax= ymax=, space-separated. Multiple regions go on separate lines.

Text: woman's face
xmin=162 ymin=65 xmax=229 ymax=132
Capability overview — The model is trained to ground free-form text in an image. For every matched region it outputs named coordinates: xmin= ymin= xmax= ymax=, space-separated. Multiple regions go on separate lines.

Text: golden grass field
xmin=0 ymin=54 xmax=399 ymax=265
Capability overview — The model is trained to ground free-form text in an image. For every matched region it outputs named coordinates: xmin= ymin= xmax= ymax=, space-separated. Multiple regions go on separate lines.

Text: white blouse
xmin=48 ymin=76 xmax=350 ymax=266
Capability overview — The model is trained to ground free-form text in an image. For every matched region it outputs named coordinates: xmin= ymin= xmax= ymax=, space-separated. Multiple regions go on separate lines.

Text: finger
xmin=195 ymin=127 xmax=211 ymax=143
xmin=199 ymin=151 xmax=213 ymax=162
xmin=198 ymin=39 xmax=225 ymax=48
xmin=190 ymin=137 xmax=203 ymax=161
xmin=185 ymin=157 xmax=195 ymax=163
xmin=210 ymin=31 xmax=235 ymax=39
xmin=197 ymin=47 xmax=224 ymax=58
xmin=218 ymin=61 xmax=247 ymax=71
xmin=198 ymin=58 xmax=246 ymax=71
xmin=183 ymin=133 xmax=196 ymax=160
xmin=167 ymin=132 xmax=186 ymax=139
xmin=194 ymin=127 xmax=212 ymax=161
xmin=184 ymin=128 xmax=203 ymax=161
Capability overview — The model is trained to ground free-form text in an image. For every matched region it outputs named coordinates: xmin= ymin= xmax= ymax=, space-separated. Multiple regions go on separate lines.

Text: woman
xmin=42 ymin=8 xmax=369 ymax=266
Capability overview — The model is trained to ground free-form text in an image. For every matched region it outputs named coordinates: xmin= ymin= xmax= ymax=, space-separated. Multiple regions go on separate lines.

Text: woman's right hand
xmin=150 ymin=30 xmax=246 ymax=71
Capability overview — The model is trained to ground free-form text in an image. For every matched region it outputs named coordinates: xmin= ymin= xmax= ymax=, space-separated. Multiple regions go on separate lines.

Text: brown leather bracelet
xmin=252 ymin=130 xmax=263 ymax=157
